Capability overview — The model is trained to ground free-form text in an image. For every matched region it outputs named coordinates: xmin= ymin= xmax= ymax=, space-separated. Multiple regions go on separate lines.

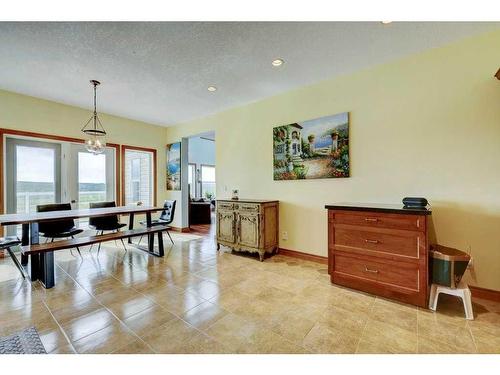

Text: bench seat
xmin=21 ymin=225 xmax=169 ymax=254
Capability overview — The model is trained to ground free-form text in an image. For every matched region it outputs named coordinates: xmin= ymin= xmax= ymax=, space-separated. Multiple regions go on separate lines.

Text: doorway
xmin=186 ymin=131 xmax=215 ymax=235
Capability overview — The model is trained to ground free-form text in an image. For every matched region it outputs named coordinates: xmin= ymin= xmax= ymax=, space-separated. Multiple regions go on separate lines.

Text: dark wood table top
xmin=324 ymin=202 xmax=432 ymax=215
xmin=0 ymin=205 xmax=165 ymax=226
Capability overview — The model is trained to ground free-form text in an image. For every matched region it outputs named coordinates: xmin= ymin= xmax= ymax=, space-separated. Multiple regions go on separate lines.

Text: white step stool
xmin=428 ymin=282 xmax=474 ymax=320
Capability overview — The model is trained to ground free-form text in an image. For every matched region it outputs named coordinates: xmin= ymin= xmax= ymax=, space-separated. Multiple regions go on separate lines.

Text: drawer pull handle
xmin=364 ymin=266 xmax=379 ymax=274
xmin=365 ymin=217 xmax=378 ymax=222
xmin=365 ymin=239 xmax=379 ymax=244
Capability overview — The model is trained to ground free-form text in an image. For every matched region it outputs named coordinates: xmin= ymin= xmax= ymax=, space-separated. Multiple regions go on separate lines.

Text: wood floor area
xmin=0 ymin=231 xmax=499 ymax=354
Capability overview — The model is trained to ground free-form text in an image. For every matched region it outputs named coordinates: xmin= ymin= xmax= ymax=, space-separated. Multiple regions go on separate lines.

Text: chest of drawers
xmin=326 ymin=203 xmax=432 ymax=307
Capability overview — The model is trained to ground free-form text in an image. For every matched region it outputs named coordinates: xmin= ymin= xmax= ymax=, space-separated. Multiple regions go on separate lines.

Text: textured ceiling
xmin=0 ymin=22 xmax=498 ymax=126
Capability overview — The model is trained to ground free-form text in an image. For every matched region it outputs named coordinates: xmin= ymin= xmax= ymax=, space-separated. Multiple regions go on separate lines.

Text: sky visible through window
xmin=16 ymin=145 xmax=54 ymax=182
xmin=78 ymin=152 xmax=106 ymax=183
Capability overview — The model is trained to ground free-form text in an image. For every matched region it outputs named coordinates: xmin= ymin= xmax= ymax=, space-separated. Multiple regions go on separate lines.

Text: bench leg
xmin=21 ymin=223 xmax=29 ymax=266
xmin=166 ymin=230 xmax=174 ymax=244
xmin=6 ymin=246 xmax=27 ymax=279
xmin=157 ymin=231 xmax=164 ymax=257
xmin=39 ymin=251 xmax=55 ymax=289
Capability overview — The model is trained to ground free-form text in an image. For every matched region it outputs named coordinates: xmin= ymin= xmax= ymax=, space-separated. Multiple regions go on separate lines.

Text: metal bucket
xmin=429 ymin=245 xmax=471 ymax=288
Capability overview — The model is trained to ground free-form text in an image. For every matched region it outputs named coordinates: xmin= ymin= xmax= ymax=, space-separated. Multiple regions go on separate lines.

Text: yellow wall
xmin=0 ymin=89 xmax=169 ymax=207
xmin=166 ymin=29 xmax=500 ymax=290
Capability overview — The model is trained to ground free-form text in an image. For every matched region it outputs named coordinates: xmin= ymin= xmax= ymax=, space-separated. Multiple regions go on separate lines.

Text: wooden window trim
xmin=121 ymin=145 xmax=157 ymax=207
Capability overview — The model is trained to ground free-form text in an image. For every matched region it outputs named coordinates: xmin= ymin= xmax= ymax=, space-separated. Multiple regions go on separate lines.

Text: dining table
xmin=0 ymin=205 xmax=167 ymax=288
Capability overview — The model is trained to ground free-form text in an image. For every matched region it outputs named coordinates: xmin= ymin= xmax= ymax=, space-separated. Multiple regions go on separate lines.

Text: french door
xmin=5 ymin=138 xmax=62 ymax=235
xmin=5 ymin=137 xmax=116 ymax=233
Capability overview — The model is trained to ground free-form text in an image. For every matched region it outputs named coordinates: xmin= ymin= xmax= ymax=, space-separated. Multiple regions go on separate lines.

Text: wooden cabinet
xmin=216 ymin=199 xmax=279 ymax=261
xmin=326 ymin=203 xmax=431 ymax=307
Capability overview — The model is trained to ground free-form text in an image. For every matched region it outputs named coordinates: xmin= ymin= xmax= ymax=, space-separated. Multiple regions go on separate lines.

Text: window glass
xmin=124 ymin=150 xmax=153 ymax=206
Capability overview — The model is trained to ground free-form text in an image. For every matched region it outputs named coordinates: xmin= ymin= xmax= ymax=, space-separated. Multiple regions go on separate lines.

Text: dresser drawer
xmin=236 ymin=203 xmax=260 ymax=213
xmin=334 ymin=252 xmax=419 ymax=291
xmin=334 ymin=226 xmax=422 ymax=259
xmin=217 ymin=202 xmax=234 ymax=211
xmin=333 ymin=210 xmax=425 ymax=231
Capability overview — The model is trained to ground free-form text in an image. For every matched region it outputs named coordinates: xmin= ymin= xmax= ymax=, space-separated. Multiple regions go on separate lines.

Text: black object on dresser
xmin=325 ymin=203 xmax=432 ymax=307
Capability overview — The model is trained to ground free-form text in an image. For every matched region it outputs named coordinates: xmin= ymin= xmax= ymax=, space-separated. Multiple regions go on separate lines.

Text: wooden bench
xmin=21 ymin=225 xmax=169 ymax=256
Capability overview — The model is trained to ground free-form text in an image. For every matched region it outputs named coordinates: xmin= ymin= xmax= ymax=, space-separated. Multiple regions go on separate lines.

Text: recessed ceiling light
xmin=207 ymin=86 xmax=217 ymax=92
xmin=272 ymin=58 xmax=284 ymax=67
xmin=381 ymin=21 xmax=393 ymax=25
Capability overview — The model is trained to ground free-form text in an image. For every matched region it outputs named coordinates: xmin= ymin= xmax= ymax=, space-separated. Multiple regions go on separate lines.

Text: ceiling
xmin=0 ymin=22 xmax=498 ymax=126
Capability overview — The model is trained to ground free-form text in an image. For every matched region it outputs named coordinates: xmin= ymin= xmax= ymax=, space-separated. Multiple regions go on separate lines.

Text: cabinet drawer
xmin=333 ymin=211 xmax=424 ymax=231
xmin=334 ymin=226 xmax=422 ymax=259
xmin=236 ymin=203 xmax=260 ymax=213
xmin=217 ymin=202 xmax=234 ymax=211
xmin=334 ymin=252 xmax=419 ymax=291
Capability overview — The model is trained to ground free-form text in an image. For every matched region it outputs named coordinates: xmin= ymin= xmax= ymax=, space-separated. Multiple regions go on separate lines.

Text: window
xmin=201 ymin=165 xmax=215 ymax=199
xmin=188 ymin=163 xmax=196 ymax=198
xmin=123 ymin=147 xmax=155 ymax=206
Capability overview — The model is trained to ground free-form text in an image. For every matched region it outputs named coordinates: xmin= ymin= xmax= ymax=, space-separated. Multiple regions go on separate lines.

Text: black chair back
xmin=89 ymin=201 xmax=120 ymax=229
xmin=37 ymin=203 xmax=75 ymax=235
xmin=159 ymin=200 xmax=176 ymax=225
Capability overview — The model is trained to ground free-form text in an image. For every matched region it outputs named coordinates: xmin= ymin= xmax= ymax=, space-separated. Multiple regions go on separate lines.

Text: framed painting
xmin=273 ymin=112 xmax=349 ymax=180
xmin=166 ymin=142 xmax=181 ymax=190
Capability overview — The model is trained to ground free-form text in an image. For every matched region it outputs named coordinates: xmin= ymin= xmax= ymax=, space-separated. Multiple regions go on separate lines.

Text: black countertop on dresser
xmin=324 ymin=202 xmax=432 ymax=215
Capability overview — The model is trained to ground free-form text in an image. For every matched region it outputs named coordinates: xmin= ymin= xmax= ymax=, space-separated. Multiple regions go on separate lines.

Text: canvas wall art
xmin=273 ymin=112 xmax=349 ymax=180
xmin=166 ymin=142 xmax=181 ymax=190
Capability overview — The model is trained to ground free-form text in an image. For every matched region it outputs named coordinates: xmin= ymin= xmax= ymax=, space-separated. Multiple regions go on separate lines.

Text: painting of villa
xmin=166 ymin=142 xmax=181 ymax=190
xmin=273 ymin=112 xmax=349 ymax=180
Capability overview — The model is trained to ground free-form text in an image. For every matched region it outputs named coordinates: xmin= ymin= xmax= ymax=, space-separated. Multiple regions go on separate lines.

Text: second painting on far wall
xmin=166 ymin=142 xmax=181 ymax=190
xmin=273 ymin=112 xmax=350 ymax=180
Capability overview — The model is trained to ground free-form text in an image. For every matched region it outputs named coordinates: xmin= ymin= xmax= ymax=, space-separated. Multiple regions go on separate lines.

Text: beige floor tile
xmin=152 ymin=290 xmax=206 ymax=315
xmin=418 ymin=310 xmax=476 ymax=352
xmin=105 ymin=294 xmax=156 ymax=320
xmin=182 ymin=300 xmax=229 ymax=330
xmin=302 ymin=322 xmax=359 ymax=354
xmin=141 ymin=318 xmax=200 ymax=353
xmin=61 ymin=308 xmax=118 ymax=342
xmin=361 ymin=319 xmax=417 ymax=353
xmin=369 ymin=300 xmax=417 ymax=333
xmin=319 ymin=305 xmax=369 ymax=336
xmin=111 ymin=339 xmax=155 ymax=354
xmin=418 ymin=335 xmax=475 ymax=354
xmin=38 ymin=327 xmax=71 ymax=353
xmin=122 ymin=304 xmax=177 ymax=337
xmin=50 ymin=299 xmax=103 ymax=325
xmin=72 ymin=322 xmax=138 ymax=354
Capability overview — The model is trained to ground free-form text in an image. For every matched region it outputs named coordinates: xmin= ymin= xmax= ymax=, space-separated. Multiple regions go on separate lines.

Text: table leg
xmin=146 ymin=212 xmax=154 ymax=253
xmin=29 ymin=223 xmax=40 ymax=281
xmin=21 ymin=223 xmax=29 ymax=266
xmin=128 ymin=213 xmax=134 ymax=244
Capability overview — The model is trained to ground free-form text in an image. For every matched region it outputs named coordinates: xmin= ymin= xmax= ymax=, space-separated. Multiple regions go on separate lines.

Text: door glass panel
xmin=15 ymin=145 xmax=57 ymax=213
xmin=77 ymin=152 xmax=107 ymax=209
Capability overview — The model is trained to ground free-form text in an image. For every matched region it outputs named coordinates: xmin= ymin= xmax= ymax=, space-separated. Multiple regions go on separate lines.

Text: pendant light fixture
xmin=81 ymin=80 xmax=106 ymax=154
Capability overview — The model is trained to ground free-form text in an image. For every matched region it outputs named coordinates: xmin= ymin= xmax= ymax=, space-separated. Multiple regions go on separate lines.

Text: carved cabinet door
xmin=237 ymin=213 xmax=260 ymax=249
xmin=217 ymin=211 xmax=236 ymax=243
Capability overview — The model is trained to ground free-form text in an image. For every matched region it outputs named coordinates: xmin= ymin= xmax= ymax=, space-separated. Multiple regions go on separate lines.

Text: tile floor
xmin=0 ymin=231 xmax=499 ymax=354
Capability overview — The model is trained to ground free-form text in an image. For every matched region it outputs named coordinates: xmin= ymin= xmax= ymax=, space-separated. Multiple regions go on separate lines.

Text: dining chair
xmin=0 ymin=236 xmax=26 ymax=278
xmin=36 ymin=203 xmax=84 ymax=257
xmin=89 ymin=201 xmax=127 ymax=255
xmin=138 ymin=200 xmax=176 ymax=245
